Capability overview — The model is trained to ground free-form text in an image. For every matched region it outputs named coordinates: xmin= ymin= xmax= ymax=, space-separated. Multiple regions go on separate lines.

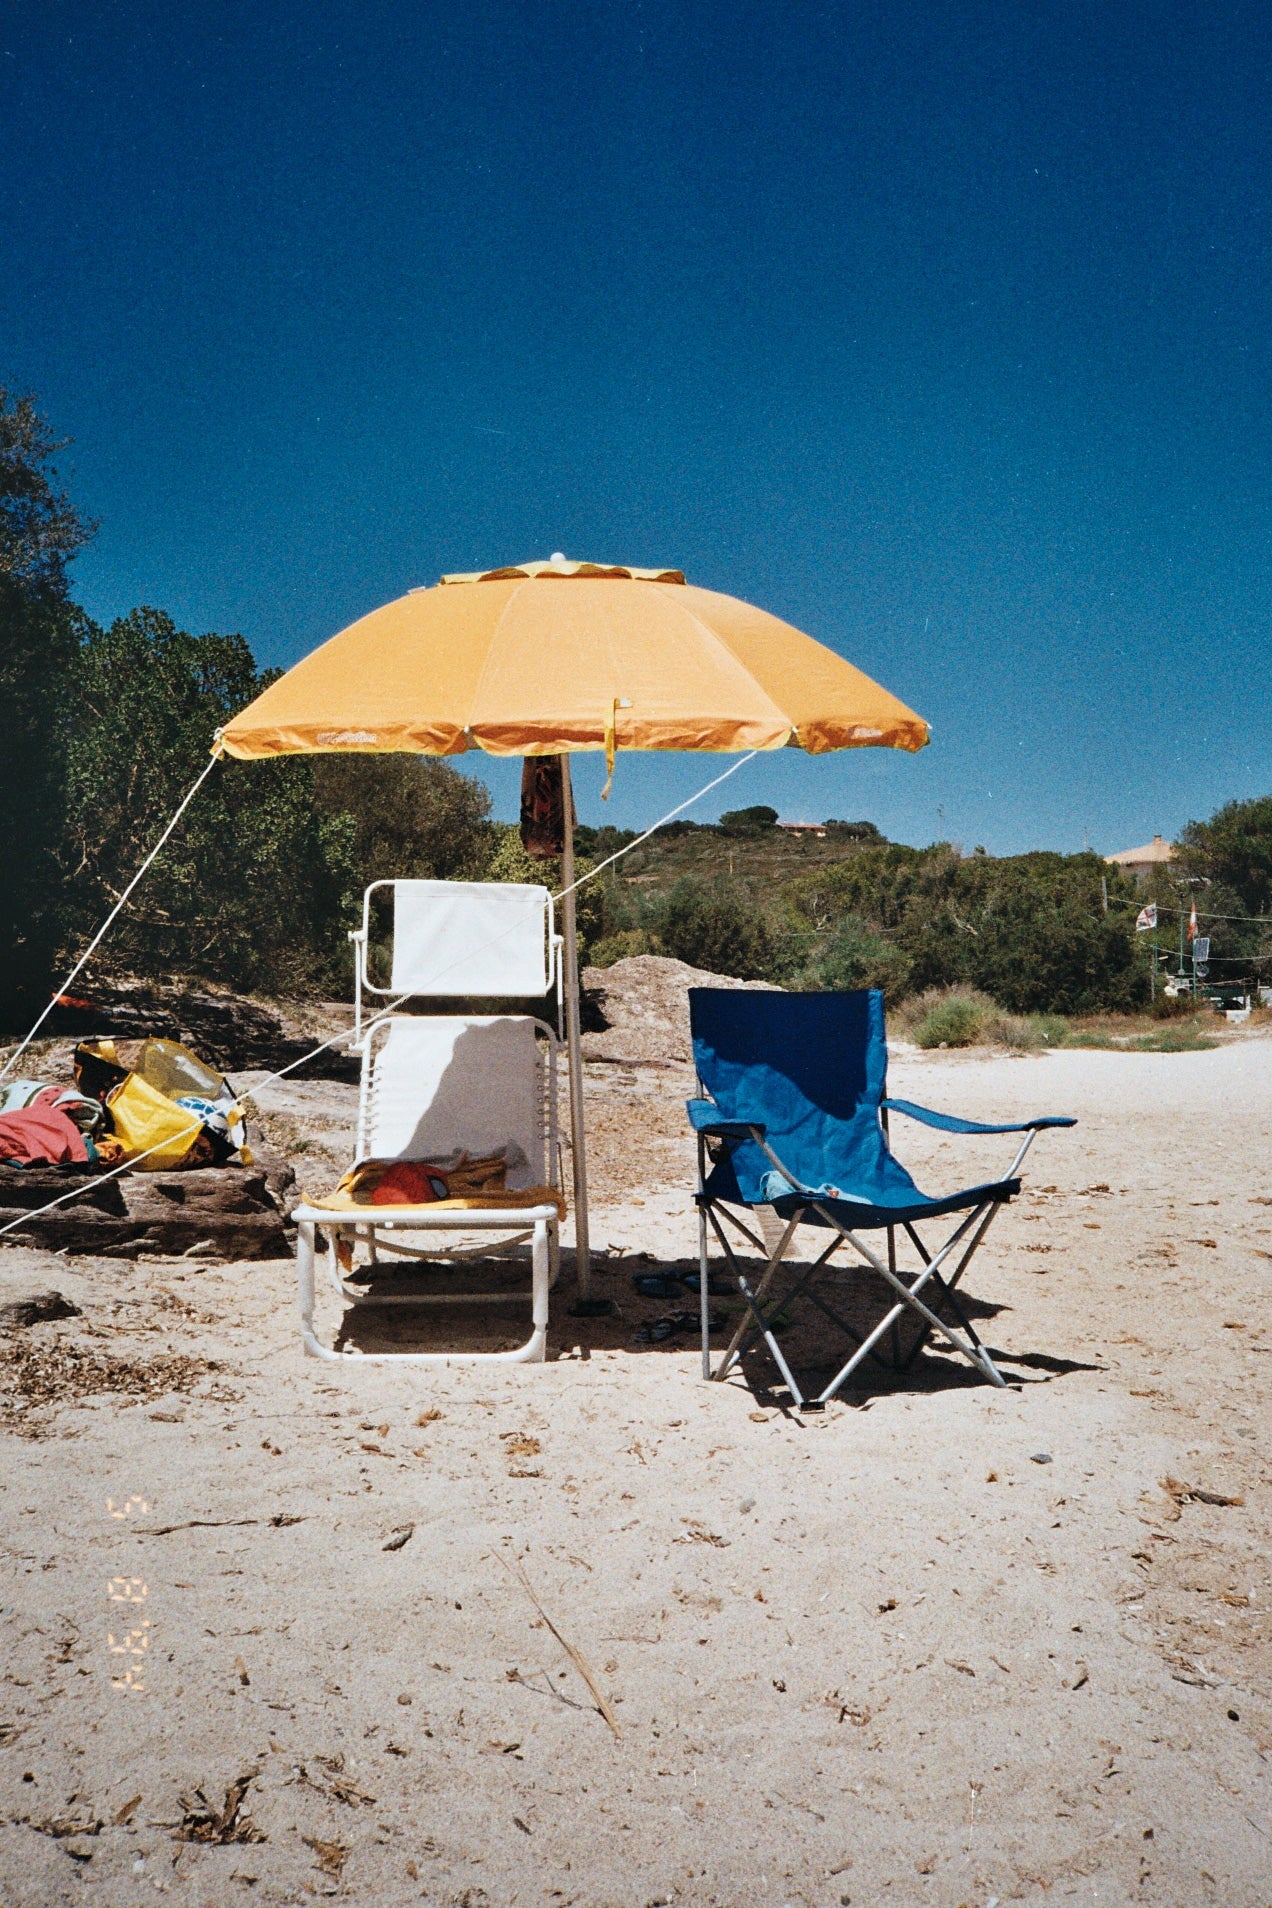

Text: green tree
xmin=719 ymin=804 xmax=779 ymax=838
xmin=787 ymin=845 xmax=1140 ymax=1012
xmin=1178 ymin=796 xmax=1272 ymax=919
xmin=313 ymin=756 xmax=493 ymax=886
xmin=654 ymin=876 xmax=774 ymax=979
xmin=64 ymin=608 xmax=357 ymax=991
xmin=0 ymin=389 xmax=96 ymax=1016
xmin=799 ymin=916 xmax=912 ymax=1000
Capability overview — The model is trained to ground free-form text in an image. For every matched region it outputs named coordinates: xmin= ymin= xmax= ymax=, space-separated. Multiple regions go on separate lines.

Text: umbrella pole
xmin=558 ymin=757 xmax=592 ymax=1300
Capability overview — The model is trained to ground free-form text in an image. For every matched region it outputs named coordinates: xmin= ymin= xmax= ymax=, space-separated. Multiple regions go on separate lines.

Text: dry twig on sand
xmin=493 ymin=1549 xmax=620 ymax=1737
xmin=177 ymin=1767 xmax=266 ymax=1845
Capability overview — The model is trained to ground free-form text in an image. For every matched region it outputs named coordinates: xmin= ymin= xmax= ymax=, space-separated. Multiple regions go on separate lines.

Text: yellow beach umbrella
xmin=218 ymin=557 xmax=928 ymax=764
xmin=220 ymin=557 xmax=930 ymax=1297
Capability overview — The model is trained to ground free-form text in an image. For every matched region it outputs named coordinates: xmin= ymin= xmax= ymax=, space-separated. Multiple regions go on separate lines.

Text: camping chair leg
xmin=708 ymin=1205 xmax=799 ymax=1377
xmin=804 ymin=1286 xmax=896 ymax=1373
xmin=804 ymin=1206 xmax=1007 ymax=1399
xmin=707 ymin=1205 xmax=808 ymax=1405
xmin=895 ymin=1204 xmax=1004 ymax=1371
xmin=719 ymin=1232 xmax=844 ymax=1383
xmin=887 ymin=1224 xmax=902 ymax=1369
xmin=698 ymin=1196 xmax=712 ymax=1380
xmin=814 ymin=1206 xmax=1008 ymax=1391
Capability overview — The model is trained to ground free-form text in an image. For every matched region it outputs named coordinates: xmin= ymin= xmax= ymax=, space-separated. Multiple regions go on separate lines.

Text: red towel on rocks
xmin=0 ymin=1105 xmax=90 ymax=1166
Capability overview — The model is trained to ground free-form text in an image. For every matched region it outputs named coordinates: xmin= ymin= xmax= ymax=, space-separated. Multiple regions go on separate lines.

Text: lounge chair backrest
xmin=689 ymin=988 xmax=917 ymax=1208
xmin=360 ymin=880 xmax=557 ymax=1000
xmin=359 ymin=1015 xmax=550 ymax=1189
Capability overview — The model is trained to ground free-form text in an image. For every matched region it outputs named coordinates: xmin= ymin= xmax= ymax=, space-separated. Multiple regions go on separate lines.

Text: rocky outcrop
xmin=0 ymin=1162 xmax=292 ymax=1260
xmin=37 ymin=984 xmax=359 ymax=1080
xmin=580 ymin=955 xmax=780 ymax=1067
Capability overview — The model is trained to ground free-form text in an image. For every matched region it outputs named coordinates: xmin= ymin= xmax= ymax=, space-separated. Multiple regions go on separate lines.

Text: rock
xmin=580 ymin=955 xmax=780 ymax=1067
xmin=36 ymin=984 xmax=359 ymax=1080
xmin=0 ymin=1289 xmax=81 ymax=1329
xmin=0 ymin=1164 xmax=291 ymax=1260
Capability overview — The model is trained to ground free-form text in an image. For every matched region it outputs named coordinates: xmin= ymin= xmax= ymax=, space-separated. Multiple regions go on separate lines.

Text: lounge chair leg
xmin=297 ymin=1222 xmax=331 ymax=1360
xmin=529 ymin=1218 xmax=550 ymax=1362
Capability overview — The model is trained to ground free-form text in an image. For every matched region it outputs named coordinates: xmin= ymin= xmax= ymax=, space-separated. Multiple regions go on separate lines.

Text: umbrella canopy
xmin=218 ymin=558 xmax=929 ymax=761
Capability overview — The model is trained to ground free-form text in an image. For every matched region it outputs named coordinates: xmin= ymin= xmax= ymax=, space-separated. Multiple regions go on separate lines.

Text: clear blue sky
xmin=4 ymin=0 xmax=1269 ymax=852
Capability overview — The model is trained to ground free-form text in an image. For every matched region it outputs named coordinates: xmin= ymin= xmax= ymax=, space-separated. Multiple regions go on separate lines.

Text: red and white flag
xmin=1135 ymin=903 xmax=1157 ymax=932
xmin=1188 ymin=902 xmax=1199 ymax=941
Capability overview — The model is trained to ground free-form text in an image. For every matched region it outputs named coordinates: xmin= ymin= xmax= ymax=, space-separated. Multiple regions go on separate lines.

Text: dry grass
xmin=0 ymin=1335 xmax=238 ymax=1437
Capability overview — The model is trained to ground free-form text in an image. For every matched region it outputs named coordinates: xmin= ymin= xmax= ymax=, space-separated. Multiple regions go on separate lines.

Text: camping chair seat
xmin=688 ymin=988 xmax=1075 ymax=1408
xmin=296 ymin=880 xmax=564 ymax=1367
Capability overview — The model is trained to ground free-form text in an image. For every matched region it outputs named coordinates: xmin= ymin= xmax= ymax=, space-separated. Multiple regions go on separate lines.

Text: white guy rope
xmin=554 ymin=749 xmax=758 ymax=902
xmin=0 ymin=748 xmax=759 ymax=1241
xmin=0 ymin=751 xmax=225 ymax=1087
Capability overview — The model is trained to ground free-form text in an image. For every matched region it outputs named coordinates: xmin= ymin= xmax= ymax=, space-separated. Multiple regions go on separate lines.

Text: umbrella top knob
xmin=550 ymin=551 xmax=566 ymax=564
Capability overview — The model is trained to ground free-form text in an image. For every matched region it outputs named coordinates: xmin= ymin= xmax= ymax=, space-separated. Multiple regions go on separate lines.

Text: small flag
xmin=1188 ymin=902 xmax=1199 ymax=941
xmin=1135 ymin=903 xmax=1157 ymax=932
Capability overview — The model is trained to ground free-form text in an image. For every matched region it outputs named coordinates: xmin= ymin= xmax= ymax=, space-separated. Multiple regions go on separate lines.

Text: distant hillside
xmin=576 ymin=814 xmax=887 ymax=897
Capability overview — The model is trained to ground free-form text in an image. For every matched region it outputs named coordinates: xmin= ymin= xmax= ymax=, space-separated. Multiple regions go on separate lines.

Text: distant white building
xmin=778 ymin=821 xmax=827 ymax=838
xmin=1105 ymin=834 xmax=1176 ymax=885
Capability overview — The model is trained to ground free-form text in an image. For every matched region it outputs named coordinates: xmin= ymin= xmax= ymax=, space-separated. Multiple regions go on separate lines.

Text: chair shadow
xmin=332 ymin=1247 xmax=1101 ymax=1401
xmin=579 ymin=1250 xmax=1101 ymax=1407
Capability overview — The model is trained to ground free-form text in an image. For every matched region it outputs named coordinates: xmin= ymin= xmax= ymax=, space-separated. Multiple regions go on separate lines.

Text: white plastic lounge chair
xmin=294 ymin=879 xmax=564 ymax=1365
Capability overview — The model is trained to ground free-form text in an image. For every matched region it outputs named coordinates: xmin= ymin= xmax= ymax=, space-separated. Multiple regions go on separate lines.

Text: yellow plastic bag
xmin=106 ymin=1072 xmax=206 ymax=1169
xmin=134 ymin=1038 xmax=226 ymax=1103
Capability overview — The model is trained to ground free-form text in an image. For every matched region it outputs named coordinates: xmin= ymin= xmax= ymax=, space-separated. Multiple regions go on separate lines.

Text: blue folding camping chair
xmin=688 ymin=989 xmax=1075 ymax=1408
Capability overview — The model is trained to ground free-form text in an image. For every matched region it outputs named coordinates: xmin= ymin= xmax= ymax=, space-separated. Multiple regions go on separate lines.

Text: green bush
xmin=980 ymin=1010 xmax=1046 ymax=1051
xmin=587 ymin=928 xmax=658 ymax=968
xmin=1131 ymin=1024 xmax=1219 ymax=1052
xmin=912 ymin=995 xmax=988 ymax=1049
xmin=798 ymin=919 xmax=912 ymax=1001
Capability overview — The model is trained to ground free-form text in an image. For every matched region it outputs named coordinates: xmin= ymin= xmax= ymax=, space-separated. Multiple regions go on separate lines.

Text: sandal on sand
xmin=632 ymin=1273 xmax=685 ymax=1299
xmin=634 ymin=1316 xmax=678 ymax=1343
xmin=634 ymin=1310 xmax=724 ymax=1343
xmin=677 ymin=1271 xmax=732 ymax=1298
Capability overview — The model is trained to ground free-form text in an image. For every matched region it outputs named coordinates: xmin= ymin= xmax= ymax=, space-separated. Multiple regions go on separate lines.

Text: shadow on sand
xmin=331 ymin=1244 xmax=1103 ymax=1407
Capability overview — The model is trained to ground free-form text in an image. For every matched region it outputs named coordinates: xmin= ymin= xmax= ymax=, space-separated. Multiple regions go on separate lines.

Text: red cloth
xmin=369 ymin=1161 xmax=451 ymax=1206
xmin=0 ymin=1105 xmax=90 ymax=1166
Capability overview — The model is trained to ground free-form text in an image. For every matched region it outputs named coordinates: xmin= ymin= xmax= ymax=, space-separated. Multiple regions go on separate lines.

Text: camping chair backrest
xmin=689 ymin=988 xmax=911 ymax=1208
xmin=355 ymin=881 xmax=559 ymax=1022
xmin=357 ymin=1015 xmax=555 ymax=1189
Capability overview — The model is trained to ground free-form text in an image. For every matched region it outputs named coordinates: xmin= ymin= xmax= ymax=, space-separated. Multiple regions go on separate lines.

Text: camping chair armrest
xmin=881 ymin=1098 xmax=1077 ymax=1136
xmin=686 ymin=1098 xmax=767 ymax=1140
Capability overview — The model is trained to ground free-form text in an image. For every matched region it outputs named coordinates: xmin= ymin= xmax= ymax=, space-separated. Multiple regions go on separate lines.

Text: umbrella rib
xmin=653 ymin=585 xmax=794 ymax=739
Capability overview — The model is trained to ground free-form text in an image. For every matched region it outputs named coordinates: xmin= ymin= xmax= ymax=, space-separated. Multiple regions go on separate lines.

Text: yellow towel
xmin=318 ymin=1151 xmax=565 ymax=1219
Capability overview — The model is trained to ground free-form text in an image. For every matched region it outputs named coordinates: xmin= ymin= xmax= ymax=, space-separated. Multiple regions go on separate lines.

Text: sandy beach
xmin=2 ymin=1026 xmax=1270 ymax=1906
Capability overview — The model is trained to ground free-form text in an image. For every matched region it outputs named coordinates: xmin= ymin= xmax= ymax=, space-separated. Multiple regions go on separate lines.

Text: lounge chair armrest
xmin=881 ymin=1098 xmax=1077 ymax=1136
xmin=686 ymin=1098 xmax=766 ymax=1140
